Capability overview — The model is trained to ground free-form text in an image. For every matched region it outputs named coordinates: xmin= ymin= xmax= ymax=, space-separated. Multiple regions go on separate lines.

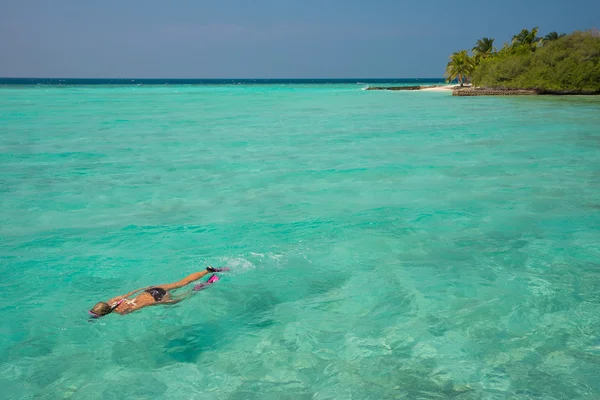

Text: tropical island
xmin=367 ymin=27 xmax=600 ymax=95
xmin=445 ymin=27 xmax=600 ymax=95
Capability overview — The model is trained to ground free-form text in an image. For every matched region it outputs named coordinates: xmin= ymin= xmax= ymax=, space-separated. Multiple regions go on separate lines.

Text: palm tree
xmin=444 ymin=50 xmax=474 ymax=87
xmin=472 ymin=37 xmax=495 ymax=59
xmin=512 ymin=27 xmax=542 ymax=51
xmin=543 ymin=31 xmax=566 ymax=42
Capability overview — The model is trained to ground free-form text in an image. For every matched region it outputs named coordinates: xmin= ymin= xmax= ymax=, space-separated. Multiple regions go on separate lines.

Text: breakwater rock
xmin=453 ymin=88 xmax=537 ymax=96
xmin=365 ymin=86 xmax=432 ymax=91
xmin=452 ymin=87 xmax=600 ymax=96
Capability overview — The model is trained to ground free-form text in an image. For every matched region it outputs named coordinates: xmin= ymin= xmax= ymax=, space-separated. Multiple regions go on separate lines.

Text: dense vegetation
xmin=445 ymin=28 xmax=600 ymax=93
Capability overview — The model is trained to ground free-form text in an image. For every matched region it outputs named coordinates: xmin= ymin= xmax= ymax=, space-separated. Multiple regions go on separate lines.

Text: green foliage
xmin=511 ymin=27 xmax=542 ymax=51
xmin=543 ymin=31 xmax=566 ymax=42
xmin=444 ymin=50 xmax=475 ymax=86
xmin=471 ymin=30 xmax=600 ymax=93
xmin=473 ymin=37 xmax=495 ymax=59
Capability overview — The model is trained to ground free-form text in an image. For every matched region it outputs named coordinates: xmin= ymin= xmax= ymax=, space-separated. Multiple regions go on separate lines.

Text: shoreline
xmin=453 ymin=87 xmax=600 ymax=96
xmin=364 ymin=84 xmax=457 ymax=92
xmin=366 ymin=85 xmax=600 ymax=96
xmin=452 ymin=87 xmax=536 ymax=96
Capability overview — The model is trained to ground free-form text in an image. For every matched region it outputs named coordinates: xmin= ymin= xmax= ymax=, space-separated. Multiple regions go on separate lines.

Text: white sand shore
xmin=362 ymin=84 xmax=471 ymax=92
xmin=419 ymin=85 xmax=458 ymax=92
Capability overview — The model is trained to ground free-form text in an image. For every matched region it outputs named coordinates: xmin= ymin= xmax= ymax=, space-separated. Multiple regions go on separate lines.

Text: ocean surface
xmin=1 ymin=81 xmax=600 ymax=399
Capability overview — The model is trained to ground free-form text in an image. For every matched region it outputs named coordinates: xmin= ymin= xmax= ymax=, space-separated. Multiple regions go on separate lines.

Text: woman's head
xmin=90 ymin=302 xmax=113 ymax=317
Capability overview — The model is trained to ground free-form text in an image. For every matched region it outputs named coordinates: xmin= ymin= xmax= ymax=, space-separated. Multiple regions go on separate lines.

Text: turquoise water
xmin=1 ymin=84 xmax=600 ymax=399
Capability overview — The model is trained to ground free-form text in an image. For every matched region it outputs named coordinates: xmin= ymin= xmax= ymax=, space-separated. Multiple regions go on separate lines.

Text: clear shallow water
xmin=1 ymin=84 xmax=600 ymax=399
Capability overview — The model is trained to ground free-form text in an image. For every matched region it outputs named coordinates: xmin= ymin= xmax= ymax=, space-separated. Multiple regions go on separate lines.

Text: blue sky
xmin=0 ymin=0 xmax=598 ymax=78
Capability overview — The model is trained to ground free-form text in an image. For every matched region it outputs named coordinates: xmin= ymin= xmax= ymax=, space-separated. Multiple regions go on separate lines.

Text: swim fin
xmin=193 ymin=274 xmax=220 ymax=291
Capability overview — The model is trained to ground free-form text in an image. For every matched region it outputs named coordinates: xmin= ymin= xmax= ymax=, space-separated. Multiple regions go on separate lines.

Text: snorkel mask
xmin=88 ymin=299 xmax=125 ymax=319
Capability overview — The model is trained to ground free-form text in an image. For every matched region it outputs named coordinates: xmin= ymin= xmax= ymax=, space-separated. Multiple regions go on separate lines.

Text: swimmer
xmin=88 ymin=266 xmax=228 ymax=318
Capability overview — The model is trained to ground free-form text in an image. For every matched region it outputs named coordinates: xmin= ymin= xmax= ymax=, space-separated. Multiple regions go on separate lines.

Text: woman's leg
xmin=158 ymin=270 xmax=211 ymax=291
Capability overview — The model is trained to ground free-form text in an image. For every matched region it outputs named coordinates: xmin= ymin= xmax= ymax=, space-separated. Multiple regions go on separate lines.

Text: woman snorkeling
xmin=89 ymin=266 xmax=228 ymax=318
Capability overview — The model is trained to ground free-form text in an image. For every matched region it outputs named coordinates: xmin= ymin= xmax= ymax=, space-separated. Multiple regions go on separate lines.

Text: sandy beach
xmin=419 ymin=84 xmax=460 ymax=92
